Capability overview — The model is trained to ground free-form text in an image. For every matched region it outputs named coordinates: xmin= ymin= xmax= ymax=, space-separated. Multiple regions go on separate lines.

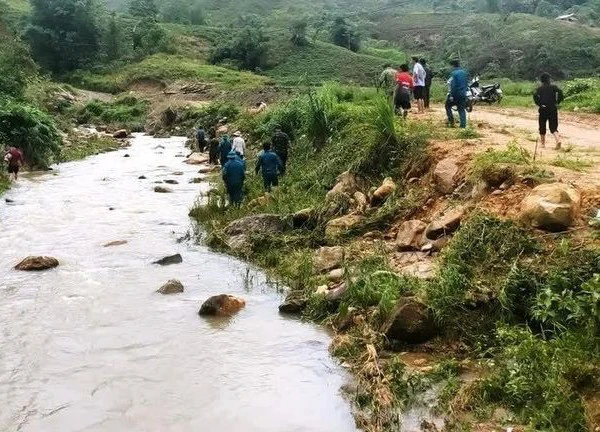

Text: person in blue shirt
xmin=255 ymin=142 xmax=283 ymax=192
xmin=222 ymin=151 xmax=246 ymax=206
xmin=445 ymin=59 xmax=469 ymax=129
xmin=218 ymin=135 xmax=232 ymax=166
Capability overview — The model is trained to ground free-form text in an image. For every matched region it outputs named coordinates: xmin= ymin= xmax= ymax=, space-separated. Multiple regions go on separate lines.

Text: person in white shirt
xmin=412 ymin=56 xmax=426 ymax=114
xmin=232 ymin=131 xmax=246 ymax=158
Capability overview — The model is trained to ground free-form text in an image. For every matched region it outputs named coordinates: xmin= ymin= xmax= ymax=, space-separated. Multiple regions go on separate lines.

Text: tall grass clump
xmin=75 ymin=96 xmax=149 ymax=131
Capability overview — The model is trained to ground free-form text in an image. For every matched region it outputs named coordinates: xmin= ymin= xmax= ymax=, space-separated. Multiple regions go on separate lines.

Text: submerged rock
xmin=164 ymin=179 xmax=179 ymax=185
xmin=138 ymin=175 xmax=147 ymax=180
xmin=433 ymin=158 xmax=459 ymax=194
xmin=113 ymin=129 xmax=128 ymax=139
xmin=15 ymin=256 xmax=59 ymax=271
xmin=279 ymin=291 xmax=308 ymax=314
xmin=520 ymin=183 xmax=580 ymax=232
xmin=103 ymin=240 xmax=128 ymax=247
xmin=313 ymin=246 xmax=344 ymax=272
xmin=189 ymin=177 xmax=203 ymax=184
xmin=199 ymin=294 xmax=246 ymax=316
xmin=396 ymin=220 xmax=427 ymax=251
xmin=381 ymin=298 xmax=437 ymax=345
xmin=152 ymin=253 xmax=183 ymax=266
xmin=154 ymin=186 xmax=173 ymax=193
xmin=157 ymin=279 xmax=184 ymax=295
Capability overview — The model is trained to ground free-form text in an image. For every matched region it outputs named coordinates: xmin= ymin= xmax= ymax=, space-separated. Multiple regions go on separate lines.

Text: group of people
xmin=196 ymin=125 xmax=291 ymax=206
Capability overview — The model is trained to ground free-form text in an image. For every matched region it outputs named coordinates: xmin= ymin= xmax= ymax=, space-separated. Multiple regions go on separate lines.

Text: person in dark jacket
xmin=255 ymin=142 xmax=283 ymax=192
xmin=208 ymin=133 xmax=220 ymax=165
xmin=222 ymin=151 xmax=246 ymax=206
xmin=271 ymin=126 xmax=290 ymax=174
xmin=534 ymin=72 xmax=564 ymax=150
xmin=196 ymin=127 xmax=206 ymax=152
xmin=218 ymin=135 xmax=232 ymax=166
xmin=445 ymin=59 xmax=468 ymax=128
xmin=421 ymin=58 xmax=434 ymax=109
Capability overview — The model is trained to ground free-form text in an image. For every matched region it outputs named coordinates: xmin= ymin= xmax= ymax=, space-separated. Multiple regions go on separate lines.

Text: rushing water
xmin=0 ymin=135 xmax=357 ymax=432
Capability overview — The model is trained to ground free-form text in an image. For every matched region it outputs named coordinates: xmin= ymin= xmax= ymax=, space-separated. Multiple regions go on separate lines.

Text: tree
xmin=210 ymin=15 xmax=269 ymax=70
xmin=0 ymin=26 xmax=37 ymax=98
xmin=27 ymin=0 xmax=101 ymax=74
xmin=104 ymin=12 xmax=122 ymax=61
xmin=128 ymin=0 xmax=158 ymax=18
xmin=290 ymin=19 xmax=308 ymax=46
xmin=330 ymin=17 xmax=360 ymax=52
xmin=160 ymin=0 xmax=204 ymax=24
xmin=132 ymin=18 xmax=171 ymax=55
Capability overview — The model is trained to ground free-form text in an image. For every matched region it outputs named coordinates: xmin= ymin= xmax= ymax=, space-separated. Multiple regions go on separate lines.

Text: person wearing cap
xmin=232 ymin=131 xmax=246 ymax=159
xmin=255 ymin=142 xmax=283 ymax=192
xmin=222 ymin=151 xmax=246 ymax=206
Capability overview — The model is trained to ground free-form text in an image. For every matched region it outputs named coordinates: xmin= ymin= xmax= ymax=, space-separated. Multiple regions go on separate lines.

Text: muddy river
xmin=0 ymin=135 xmax=357 ymax=432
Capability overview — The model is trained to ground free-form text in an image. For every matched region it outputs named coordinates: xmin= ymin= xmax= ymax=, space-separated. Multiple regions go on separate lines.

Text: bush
xmin=177 ymin=101 xmax=239 ymax=132
xmin=75 ymin=96 xmax=149 ymax=130
xmin=0 ymin=99 xmax=61 ymax=168
xmin=210 ymin=15 xmax=269 ymax=71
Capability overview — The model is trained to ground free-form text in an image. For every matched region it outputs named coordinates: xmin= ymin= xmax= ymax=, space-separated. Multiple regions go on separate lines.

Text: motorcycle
xmin=447 ymin=76 xmax=503 ymax=113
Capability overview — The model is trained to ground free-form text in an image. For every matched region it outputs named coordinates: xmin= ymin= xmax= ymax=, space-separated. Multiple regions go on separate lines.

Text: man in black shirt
xmin=271 ymin=125 xmax=291 ymax=174
xmin=533 ymin=72 xmax=564 ymax=150
xmin=421 ymin=58 xmax=434 ymax=109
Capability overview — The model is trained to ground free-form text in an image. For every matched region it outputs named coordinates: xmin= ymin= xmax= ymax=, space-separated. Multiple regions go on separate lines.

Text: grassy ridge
xmin=68 ymin=54 xmax=272 ymax=94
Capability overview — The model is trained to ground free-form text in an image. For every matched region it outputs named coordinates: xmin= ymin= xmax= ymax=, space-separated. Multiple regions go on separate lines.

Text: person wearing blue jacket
xmin=218 ymin=135 xmax=232 ymax=166
xmin=445 ymin=59 xmax=468 ymax=129
xmin=255 ymin=142 xmax=283 ymax=192
xmin=222 ymin=151 xmax=246 ymax=206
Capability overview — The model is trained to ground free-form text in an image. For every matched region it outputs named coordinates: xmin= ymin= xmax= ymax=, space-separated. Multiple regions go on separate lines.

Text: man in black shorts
xmin=412 ymin=56 xmax=426 ymax=114
xmin=4 ymin=146 xmax=24 ymax=181
xmin=534 ymin=72 xmax=564 ymax=150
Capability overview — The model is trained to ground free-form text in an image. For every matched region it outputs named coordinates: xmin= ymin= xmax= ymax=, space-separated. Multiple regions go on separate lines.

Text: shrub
xmin=0 ymin=99 xmax=61 ymax=168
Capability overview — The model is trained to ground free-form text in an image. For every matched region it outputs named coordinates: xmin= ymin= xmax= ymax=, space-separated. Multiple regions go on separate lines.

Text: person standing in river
xmin=271 ymin=126 xmax=290 ymax=174
xmin=4 ymin=146 xmax=24 ymax=181
xmin=534 ymin=72 xmax=564 ymax=150
xmin=196 ymin=126 xmax=207 ymax=152
xmin=255 ymin=142 xmax=283 ymax=192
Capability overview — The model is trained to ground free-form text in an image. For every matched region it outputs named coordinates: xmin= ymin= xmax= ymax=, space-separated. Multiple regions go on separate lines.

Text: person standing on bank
xmin=534 ymin=72 xmax=564 ymax=150
xmin=255 ymin=142 xmax=283 ymax=192
xmin=232 ymin=131 xmax=246 ymax=158
xmin=379 ymin=63 xmax=398 ymax=98
xmin=394 ymin=64 xmax=414 ymax=119
xmin=271 ymin=125 xmax=290 ymax=174
xmin=222 ymin=151 xmax=246 ymax=206
xmin=218 ymin=134 xmax=232 ymax=166
xmin=412 ymin=56 xmax=426 ymax=114
xmin=421 ymin=58 xmax=434 ymax=109
xmin=445 ymin=59 xmax=468 ymax=129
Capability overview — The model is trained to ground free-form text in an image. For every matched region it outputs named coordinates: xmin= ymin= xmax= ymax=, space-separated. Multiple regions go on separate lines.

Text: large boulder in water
xmin=520 ymin=183 xmax=581 ymax=232
xmin=157 ymin=279 xmax=184 ymax=294
xmin=113 ymin=129 xmax=129 ymax=139
xmin=433 ymin=158 xmax=460 ymax=194
xmin=381 ymin=298 xmax=437 ymax=345
xmin=154 ymin=186 xmax=173 ymax=193
xmin=224 ymin=214 xmax=287 ymax=236
xmin=199 ymin=294 xmax=246 ymax=316
xmin=15 ymin=256 xmax=59 ymax=271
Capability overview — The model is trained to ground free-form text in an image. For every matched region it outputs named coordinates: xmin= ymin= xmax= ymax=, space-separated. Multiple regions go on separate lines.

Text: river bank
xmin=0 ymin=134 xmax=357 ymax=432
xmin=190 ymin=87 xmax=600 ymax=431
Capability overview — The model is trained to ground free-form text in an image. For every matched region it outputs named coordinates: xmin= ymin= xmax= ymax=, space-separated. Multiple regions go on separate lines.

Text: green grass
xmin=69 ymin=54 xmax=272 ymax=94
xmin=265 ymin=40 xmax=386 ymax=86
xmin=58 ymin=135 xmax=122 ymax=162
xmin=74 ymin=96 xmax=149 ymax=131
xmin=550 ymin=155 xmax=594 ymax=172
xmin=0 ymin=171 xmax=10 ymax=194
xmin=467 ymin=141 xmax=531 ymax=183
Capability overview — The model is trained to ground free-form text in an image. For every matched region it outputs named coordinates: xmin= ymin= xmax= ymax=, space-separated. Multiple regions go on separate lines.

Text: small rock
xmin=396 ymin=220 xmax=427 ymax=251
xmin=108 ymin=207 xmax=115 ymax=211
xmin=189 ymin=177 xmax=203 ymax=184
xmin=315 ymin=285 xmax=329 ymax=295
xmin=152 ymin=253 xmax=183 ymax=266
xmin=103 ymin=240 xmax=127 ymax=247
xmin=138 ymin=175 xmax=147 ymax=180
xmin=199 ymin=294 xmax=246 ymax=316
xmin=224 ymin=214 xmax=287 ymax=236
xmin=15 ymin=256 xmax=59 ymax=271
xmin=292 ymin=207 xmax=314 ymax=228
xmin=248 ymin=194 xmax=273 ymax=209
xmin=164 ymin=179 xmax=179 ymax=185
xmin=5 ymin=198 xmax=14 ymax=203
xmin=325 ymin=214 xmax=365 ymax=238
xmin=328 ymin=268 xmax=345 ymax=282
xmin=371 ymin=177 xmax=397 ymax=206
xmin=520 ymin=183 xmax=581 ymax=232
xmin=425 ymin=206 xmax=465 ymax=240
xmin=491 ymin=189 xmax=503 ymax=196
xmin=381 ymin=298 xmax=437 ymax=345
xmin=123 ymin=154 xmax=130 ymax=158
xmin=314 ymin=246 xmax=344 ymax=272
xmin=279 ymin=291 xmax=307 ymax=314
xmin=184 ymin=153 xmax=209 ymax=165
xmin=172 ymin=171 xmax=184 ymax=176
xmin=157 ymin=279 xmax=184 ymax=295
xmin=363 ymin=231 xmax=383 ymax=239
xmin=325 ymin=171 xmax=366 ymax=201
xmin=113 ymin=129 xmax=128 ymax=139
xmin=154 ymin=186 xmax=173 ymax=193
xmin=326 ymin=282 xmax=348 ymax=302
xmin=408 ymin=177 xmax=420 ymax=184
xmin=433 ymin=158 xmax=460 ymax=194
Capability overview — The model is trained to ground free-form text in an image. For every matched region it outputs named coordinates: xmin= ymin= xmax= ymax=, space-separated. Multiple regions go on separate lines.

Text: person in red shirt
xmin=4 ymin=146 xmax=25 ymax=181
xmin=394 ymin=64 xmax=414 ymax=119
